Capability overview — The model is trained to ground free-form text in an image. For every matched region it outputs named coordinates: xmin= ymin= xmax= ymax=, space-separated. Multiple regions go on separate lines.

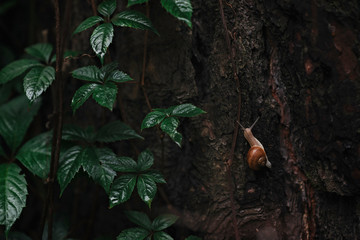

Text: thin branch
xmin=43 ymin=0 xmax=65 ymax=239
xmin=218 ymin=0 xmax=241 ymax=239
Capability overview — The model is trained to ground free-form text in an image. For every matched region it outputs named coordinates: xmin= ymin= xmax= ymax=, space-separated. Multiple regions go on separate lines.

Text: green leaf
xmin=90 ymin=23 xmax=114 ymax=64
xmin=160 ymin=117 xmax=182 ymax=147
xmin=160 ymin=117 xmax=179 ymax=135
xmin=112 ymin=10 xmax=159 ymax=35
xmin=117 ymin=227 xmax=149 ymax=240
xmin=137 ymin=175 xmax=156 ymax=208
xmin=168 ymin=131 xmax=182 ymax=147
xmin=0 ymin=95 xmax=41 ymax=152
xmin=137 ymin=150 xmax=153 ymax=172
xmin=152 ymin=214 xmax=178 ymax=231
xmin=71 ymin=83 xmax=98 ymax=113
xmin=25 ymin=43 xmax=53 ymax=63
xmin=153 ymin=106 xmax=176 ymax=115
xmin=185 ymin=236 xmax=202 ymax=240
xmin=106 ymin=70 xmax=133 ymax=83
xmin=96 ymin=121 xmax=143 ymax=143
xmin=124 ymin=211 xmax=152 ymax=230
xmin=98 ymin=0 xmax=116 ymax=17
xmin=170 ymin=103 xmax=205 ymax=117
xmin=62 ymin=124 xmax=95 ymax=142
xmin=101 ymin=62 xmax=119 ymax=75
xmin=153 ymin=231 xmax=174 ymax=240
xmin=57 ymin=146 xmax=83 ymax=195
xmin=0 ymin=59 xmax=42 ymax=84
xmin=105 ymin=156 xmax=138 ymax=172
xmin=23 ymin=66 xmax=55 ymax=101
xmin=127 ymin=0 xmax=148 ymax=7
xmin=82 ymin=147 xmax=117 ymax=193
xmin=92 ymin=82 xmax=117 ymax=110
xmin=0 ymin=163 xmax=27 ymax=236
xmin=73 ymin=16 xmax=104 ymax=35
xmin=109 ymin=174 xmax=137 ymax=208
xmin=142 ymin=170 xmax=166 ymax=184
xmin=160 ymin=0 xmax=192 ymax=28
xmin=72 ymin=65 xmax=103 ymax=83
xmin=16 ymin=132 xmax=52 ymax=179
xmin=141 ymin=111 xmax=167 ymax=130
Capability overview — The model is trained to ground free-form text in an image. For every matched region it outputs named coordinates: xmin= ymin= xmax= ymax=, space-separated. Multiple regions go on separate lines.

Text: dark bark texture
xmin=110 ymin=0 xmax=360 ymax=239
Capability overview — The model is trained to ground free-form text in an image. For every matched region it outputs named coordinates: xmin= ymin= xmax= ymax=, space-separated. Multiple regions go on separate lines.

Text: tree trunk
xmin=116 ymin=0 xmax=360 ymax=239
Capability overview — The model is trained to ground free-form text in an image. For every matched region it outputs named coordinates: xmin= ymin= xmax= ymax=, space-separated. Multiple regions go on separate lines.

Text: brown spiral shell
xmin=247 ymin=146 xmax=267 ymax=171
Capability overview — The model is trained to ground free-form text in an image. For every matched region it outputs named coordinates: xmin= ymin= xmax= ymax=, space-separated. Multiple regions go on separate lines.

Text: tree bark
xmin=116 ymin=0 xmax=360 ymax=239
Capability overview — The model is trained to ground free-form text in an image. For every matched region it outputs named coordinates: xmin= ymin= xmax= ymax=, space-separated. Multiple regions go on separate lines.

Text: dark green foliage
xmin=117 ymin=211 xmax=178 ymax=240
xmin=0 ymin=163 xmax=28 ymax=236
xmin=109 ymin=150 xmax=165 ymax=208
xmin=142 ymin=104 xmax=205 ymax=146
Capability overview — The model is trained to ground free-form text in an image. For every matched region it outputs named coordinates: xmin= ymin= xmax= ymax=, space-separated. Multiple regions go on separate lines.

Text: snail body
xmin=238 ymin=117 xmax=271 ymax=170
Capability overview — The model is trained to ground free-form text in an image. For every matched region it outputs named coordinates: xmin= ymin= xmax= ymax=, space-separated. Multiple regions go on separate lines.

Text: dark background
xmin=0 ymin=0 xmax=360 ymax=239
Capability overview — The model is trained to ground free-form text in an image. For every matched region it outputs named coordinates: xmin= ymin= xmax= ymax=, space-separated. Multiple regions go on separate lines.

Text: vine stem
xmin=218 ymin=0 xmax=241 ymax=239
xmin=43 ymin=0 xmax=64 ymax=238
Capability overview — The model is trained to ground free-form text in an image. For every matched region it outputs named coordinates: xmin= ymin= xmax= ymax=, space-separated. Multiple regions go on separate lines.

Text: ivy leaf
xmin=16 ymin=132 xmax=52 ymax=179
xmin=153 ymin=106 xmax=176 ymax=115
xmin=101 ymin=62 xmax=119 ymax=75
xmin=0 ymin=163 xmax=27 ymax=236
xmin=96 ymin=120 xmax=143 ymax=143
xmin=81 ymin=147 xmax=117 ymax=194
xmin=72 ymin=65 xmax=103 ymax=83
xmin=57 ymin=146 xmax=83 ymax=196
xmin=105 ymin=156 xmax=138 ymax=172
xmin=160 ymin=117 xmax=182 ymax=147
xmin=71 ymin=83 xmax=98 ymax=113
xmin=0 ymin=59 xmax=42 ymax=84
xmin=98 ymin=0 xmax=117 ymax=17
xmin=62 ymin=125 xmax=96 ymax=142
xmin=0 ymin=95 xmax=41 ymax=153
xmin=25 ymin=43 xmax=53 ymax=63
xmin=153 ymin=231 xmax=174 ymax=240
xmin=170 ymin=103 xmax=205 ymax=117
xmin=152 ymin=214 xmax=178 ymax=231
xmin=127 ymin=0 xmax=149 ymax=7
xmin=124 ymin=211 xmax=152 ymax=230
xmin=92 ymin=82 xmax=117 ymax=111
xmin=137 ymin=150 xmax=153 ymax=172
xmin=42 ymin=217 xmax=70 ymax=240
xmin=142 ymin=170 xmax=166 ymax=184
xmin=109 ymin=174 xmax=137 ymax=208
xmin=137 ymin=175 xmax=157 ymax=208
xmin=23 ymin=66 xmax=55 ymax=101
xmin=141 ymin=111 xmax=167 ymax=130
xmin=106 ymin=70 xmax=133 ymax=83
xmin=160 ymin=0 xmax=192 ymax=28
xmin=73 ymin=16 xmax=104 ymax=35
xmin=117 ymin=227 xmax=149 ymax=240
xmin=160 ymin=117 xmax=179 ymax=135
xmin=90 ymin=23 xmax=114 ymax=64
xmin=112 ymin=10 xmax=159 ymax=35
xmin=168 ymin=131 xmax=182 ymax=147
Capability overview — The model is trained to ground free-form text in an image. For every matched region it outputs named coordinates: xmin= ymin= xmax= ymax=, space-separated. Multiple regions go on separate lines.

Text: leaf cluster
xmin=141 ymin=104 xmax=205 ymax=146
xmin=117 ymin=211 xmax=178 ymax=240
xmin=71 ymin=63 xmax=132 ymax=112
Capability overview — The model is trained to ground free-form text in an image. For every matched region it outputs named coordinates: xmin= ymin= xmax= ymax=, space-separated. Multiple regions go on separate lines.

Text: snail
xmin=237 ymin=117 xmax=271 ymax=170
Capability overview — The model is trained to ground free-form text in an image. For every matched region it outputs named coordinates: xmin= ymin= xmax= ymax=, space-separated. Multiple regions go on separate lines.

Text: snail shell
xmin=238 ymin=117 xmax=272 ymax=171
xmin=247 ymin=146 xmax=268 ymax=171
